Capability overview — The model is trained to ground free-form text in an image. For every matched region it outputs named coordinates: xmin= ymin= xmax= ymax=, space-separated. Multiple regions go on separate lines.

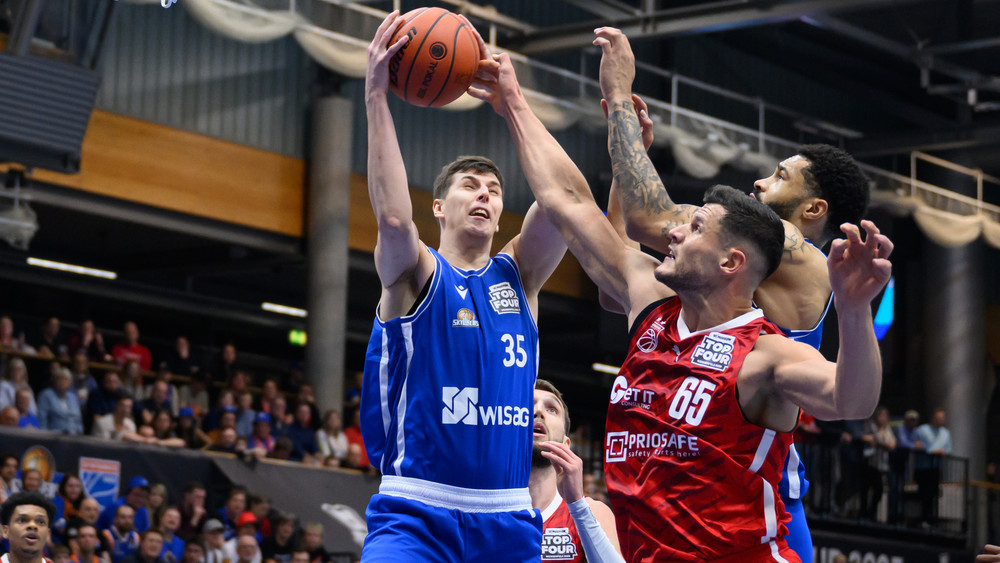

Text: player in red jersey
xmin=470 ymin=39 xmax=892 ymax=562
xmin=530 ymin=379 xmax=622 ymax=563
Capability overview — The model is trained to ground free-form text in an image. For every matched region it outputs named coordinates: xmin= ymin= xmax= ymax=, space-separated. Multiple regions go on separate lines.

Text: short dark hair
xmin=432 ymin=156 xmax=503 ymax=201
xmin=141 ymin=527 xmax=164 ymax=542
xmin=534 ymin=379 xmax=570 ymax=435
xmin=703 ymin=184 xmax=784 ymax=281
xmin=1 ymin=490 xmax=57 ymax=526
xmin=796 ymin=144 xmax=870 ymax=243
xmin=183 ymin=482 xmax=205 ymax=494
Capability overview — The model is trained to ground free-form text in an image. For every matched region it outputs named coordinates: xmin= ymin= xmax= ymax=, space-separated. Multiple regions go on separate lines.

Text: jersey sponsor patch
xmin=636 ymin=317 xmax=666 ymax=352
xmin=541 ymin=527 xmax=579 ymax=560
xmin=452 ymin=308 xmax=480 ymax=328
xmin=605 ymin=430 xmax=701 ymax=463
xmin=441 ymin=387 xmax=530 ymax=427
xmin=691 ymin=332 xmax=735 ymax=371
xmin=609 ymin=375 xmax=655 ymax=409
xmin=488 ymin=282 xmax=521 ymax=314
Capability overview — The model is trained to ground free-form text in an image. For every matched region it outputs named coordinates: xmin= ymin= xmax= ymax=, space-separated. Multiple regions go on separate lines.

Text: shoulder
xmin=584 ymin=497 xmax=614 ymax=518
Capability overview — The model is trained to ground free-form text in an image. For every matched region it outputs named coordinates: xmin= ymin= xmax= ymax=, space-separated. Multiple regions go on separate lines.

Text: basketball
xmin=387 ymin=7 xmax=482 ymax=108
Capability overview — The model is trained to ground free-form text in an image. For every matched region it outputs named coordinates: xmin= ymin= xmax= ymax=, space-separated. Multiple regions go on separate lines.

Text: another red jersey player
xmin=530 ymin=379 xmax=623 ymax=563
xmin=470 ymin=36 xmax=893 ymax=562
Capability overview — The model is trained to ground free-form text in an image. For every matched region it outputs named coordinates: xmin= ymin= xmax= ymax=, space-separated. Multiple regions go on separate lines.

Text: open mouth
xmin=470 ymin=208 xmax=490 ymax=220
xmin=533 ymin=422 xmax=546 ymax=438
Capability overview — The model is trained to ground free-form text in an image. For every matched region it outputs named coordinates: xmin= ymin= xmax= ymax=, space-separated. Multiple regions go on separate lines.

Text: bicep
xmin=770 ymin=340 xmax=840 ymax=420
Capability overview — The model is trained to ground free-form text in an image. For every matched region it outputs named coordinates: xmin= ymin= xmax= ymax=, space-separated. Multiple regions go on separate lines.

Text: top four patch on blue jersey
xmin=488 ymin=282 xmax=521 ymax=314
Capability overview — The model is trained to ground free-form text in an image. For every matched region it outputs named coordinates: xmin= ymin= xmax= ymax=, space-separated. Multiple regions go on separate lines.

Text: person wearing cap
xmin=247 ymin=414 xmax=274 ymax=456
xmin=221 ymin=513 xmax=260 ymax=563
xmin=96 ymin=477 xmax=151 ymax=534
xmin=1 ymin=491 xmax=57 ymax=563
xmin=201 ymin=520 xmax=226 ymax=563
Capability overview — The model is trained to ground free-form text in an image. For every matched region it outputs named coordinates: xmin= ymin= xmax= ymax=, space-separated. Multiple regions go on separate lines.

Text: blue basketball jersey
xmin=361 ymin=248 xmax=538 ymax=494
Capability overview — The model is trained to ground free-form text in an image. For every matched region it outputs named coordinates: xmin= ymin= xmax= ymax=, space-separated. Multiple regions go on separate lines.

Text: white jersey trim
xmin=760 ymin=479 xmax=778 ymax=544
xmin=380 ymin=475 xmax=533 ymax=513
xmin=768 ymin=540 xmax=790 ymax=563
xmin=676 ymin=307 xmax=765 ymax=340
xmin=749 ymin=429 xmax=776 ymax=474
xmin=388 ymin=322 xmax=414 ymax=475
xmin=540 ymin=490 xmax=564 ymax=522
xmin=786 ymin=444 xmax=802 ymax=499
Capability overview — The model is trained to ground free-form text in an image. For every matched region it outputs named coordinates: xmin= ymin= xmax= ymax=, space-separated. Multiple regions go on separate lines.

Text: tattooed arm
xmin=596 ymin=28 xmax=696 ymax=255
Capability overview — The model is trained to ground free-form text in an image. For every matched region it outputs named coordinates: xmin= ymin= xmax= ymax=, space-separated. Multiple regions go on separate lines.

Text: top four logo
xmin=488 ymin=282 xmax=520 ymax=315
xmin=691 ymin=332 xmax=735 ymax=371
xmin=636 ymin=317 xmax=666 ymax=353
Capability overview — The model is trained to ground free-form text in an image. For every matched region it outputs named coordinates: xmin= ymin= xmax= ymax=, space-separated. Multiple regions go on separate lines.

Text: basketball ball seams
xmin=427 ymin=22 xmax=469 ymax=107
xmin=402 ymin=10 xmax=450 ymax=105
xmin=388 ymin=7 xmax=428 ymax=101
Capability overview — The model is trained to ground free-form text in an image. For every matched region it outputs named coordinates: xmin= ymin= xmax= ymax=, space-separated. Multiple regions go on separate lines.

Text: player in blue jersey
xmin=360 ymin=12 xmax=568 ymax=562
xmin=600 ymin=93 xmax=869 ymax=563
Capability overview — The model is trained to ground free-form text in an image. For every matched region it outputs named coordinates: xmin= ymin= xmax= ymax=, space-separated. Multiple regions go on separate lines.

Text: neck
xmin=8 ymin=549 xmax=43 ymax=563
xmin=675 ymin=289 xmax=755 ymax=333
xmin=437 ymin=231 xmax=494 ymax=270
xmin=528 ymin=465 xmax=558 ymax=511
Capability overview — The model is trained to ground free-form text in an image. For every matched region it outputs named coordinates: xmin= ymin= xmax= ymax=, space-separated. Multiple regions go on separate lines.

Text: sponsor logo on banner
xmin=541 ymin=527 xmax=579 ymax=560
xmin=80 ymin=457 xmax=121 ymax=509
xmin=608 ymin=376 xmax=655 ymax=409
xmin=452 ymin=308 xmax=479 ymax=328
xmin=441 ymin=387 xmax=530 ymax=427
xmin=691 ymin=332 xmax=735 ymax=371
xmin=605 ymin=430 xmax=700 ymax=463
xmin=488 ymin=282 xmax=520 ymax=314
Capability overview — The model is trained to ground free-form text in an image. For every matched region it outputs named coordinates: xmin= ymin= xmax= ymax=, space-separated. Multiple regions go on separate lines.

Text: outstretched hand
xmin=593 ymin=27 xmax=636 ymax=103
xmin=977 ymin=544 xmax=1000 ymax=562
xmin=365 ymin=11 xmax=409 ymax=99
xmin=828 ymin=220 xmax=893 ymax=310
xmin=540 ymin=441 xmax=586 ymax=503
xmin=602 ymin=94 xmax=653 ymax=151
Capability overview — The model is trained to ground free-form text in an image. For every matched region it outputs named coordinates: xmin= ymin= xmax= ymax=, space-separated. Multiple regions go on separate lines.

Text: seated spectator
xmin=137 ymin=382 xmax=173 ymax=426
xmin=221 ymin=514 xmax=259 ymax=562
xmin=180 ymin=540 xmax=203 ymax=563
xmin=70 ymin=523 xmax=109 ymax=563
xmin=20 ymin=468 xmax=43 ymax=493
xmin=69 ymin=352 xmax=99 ymax=405
xmin=233 ymin=535 xmax=260 ymax=563
xmin=54 ymin=474 xmax=87 ymax=536
xmin=1 ymin=358 xmax=37 ymax=415
xmin=235 ymin=393 xmax=256 ymax=439
xmin=257 ymin=381 xmax=279 ymax=415
xmin=299 ymin=523 xmax=329 ymax=563
xmin=292 ymin=386 xmax=320 ymax=431
xmin=215 ymin=487 xmax=246 ymax=541
xmin=33 ymin=317 xmax=68 ymax=360
xmin=120 ymin=362 xmax=144 ymax=403
xmin=342 ymin=444 xmax=367 ymax=472
xmin=174 ymin=483 xmax=206 ymax=543
xmin=175 ymin=409 xmax=208 ymax=450
xmin=0 ymin=315 xmax=31 ymax=352
xmin=202 ymin=520 xmax=227 ymax=563
xmin=39 ymin=367 xmax=83 ymax=435
xmin=120 ymin=528 xmax=168 ymax=563
xmin=207 ymin=344 xmax=239 ymax=387
xmin=207 ymin=408 xmax=238 ymax=445
xmin=163 ymin=337 xmax=198 ymax=380
xmin=269 ymin=397 xmax=291 ymax=438
xmin=225 ymin=373 xmax=250 ymax=403
xmin=1 ymin=454 xmax=20 ymax=502
xmin=148 ymin=484 xmax=168 ymax=530
xmin=92 ymin=396 xmax=137 ymax=441
xmin=159 ymin=507 xmax=185 ymax=563
xmin=16 ymin=388 xmax=41 ymax=429
xmin=101 ymin=504 xmax=141 ymax=563
xmin=205 ymin=428 xmax=239 ymax=455
xmin=288 ymin=551 xmax=309 ymax=563
xmin=260 ymin=512 xmax=296 ymax=563
xmin=144 ymin=370 xmax=179 ymax=418
xmin=266 ymin=438 xmax=294 ymax=462
xmin=112 ymin=322 xmax=152 ymax=372
xmin=1 ymin=405 xmax=19 ymax=426
xmin=85 ymin=372 xmax=123 ymax=432
xmin=97 ymin=476 xmax=151 ymax=533
xmin=203 ymin=391 xmax=236 ymax=433
xmin=315 ymin=410 xmax=347 ymax=463
xmin=342 ymin=410 xmax=368 ymax=470
xmin=247 ymin=496 xmax=271 ymax=539
xmin=52 ymin=544 xmax=73 ymax=563
xmin=177 ymin=374 xmax=209 ymax=421
xmin=68 ymin=320 xmax=111 ymax=363
xmin=77 ymin=497 xmax=102 ymax=529
xmin=286 ymin=405 xmax=318 ymax=462
xmin=247 ymin=414 xmax=275 ymax=456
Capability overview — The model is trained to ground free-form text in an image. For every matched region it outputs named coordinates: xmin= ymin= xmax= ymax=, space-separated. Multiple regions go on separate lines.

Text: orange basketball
xmin=387 ymin=7 xmax=481 ymax=108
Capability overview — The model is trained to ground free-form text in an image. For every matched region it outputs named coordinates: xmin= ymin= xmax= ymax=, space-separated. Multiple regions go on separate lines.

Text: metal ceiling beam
xmin=559 ymin=0 xmax=641 ymax=20
xmin=847 ymin=123 xmax=1000 ymax=157
xmin=516 ymin=0 xmax=928 ymax=54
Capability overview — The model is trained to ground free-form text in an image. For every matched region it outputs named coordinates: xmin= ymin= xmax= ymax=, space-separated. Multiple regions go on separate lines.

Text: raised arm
xmin=595 ymin=28 xmax=697 ymax=253
xmin=469 ymin=52 xmax=669 ymax=322
xmin=762 ymin=221 xmax=893 ymax=421
xmin=365 ymin=12 xmax=432 ymax=314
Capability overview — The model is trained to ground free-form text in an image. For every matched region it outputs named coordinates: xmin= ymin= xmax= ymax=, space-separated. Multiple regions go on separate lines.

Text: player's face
xmin=532 ymin=390 xmax=567 ymax=446
xmin=435 ymin=172 xmax=503 ymax=238
xmin=752 ymin=155 xmax=813 ymax=221
xmin=655 ymin=205 xmax=727 ymax=291
xmin=2 ymin=504 xmax=50 ymax=557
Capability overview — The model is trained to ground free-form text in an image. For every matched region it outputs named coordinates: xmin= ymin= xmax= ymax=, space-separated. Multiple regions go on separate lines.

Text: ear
xmin=432 ymin=199 xmax=444 ymax=219
xmin=720 ymin=248 xmax=747 ymax=276
xmin=563 ymin=435 xmax=572 ymax=447
xmin=803 ymin=197 xmax=828 ymax=221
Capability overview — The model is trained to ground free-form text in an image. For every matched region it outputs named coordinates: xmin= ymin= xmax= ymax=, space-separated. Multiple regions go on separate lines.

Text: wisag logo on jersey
xmin=452 ymin=308 xmax=480 ymax=328
xmin=488 ymin=282 xmax=520 ymax=314
xmin=609 ymin=375 xmax=655 ymax=409
xmin=691 ymin=332 xmax=735 ymax=371
xmin=541 ymin=527 xmax=578 ymax=560
xmin=441 ymin=387 xmax=531 ymax=427
xmin=636 ymin=317 xmax=666 ymax=352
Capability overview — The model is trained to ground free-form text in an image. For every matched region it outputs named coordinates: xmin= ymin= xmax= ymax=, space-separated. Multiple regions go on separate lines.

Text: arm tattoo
xmin=608 ymin=101 xmax=687 ymax=229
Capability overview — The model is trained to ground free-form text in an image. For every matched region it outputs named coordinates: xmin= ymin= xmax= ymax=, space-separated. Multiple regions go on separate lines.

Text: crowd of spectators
xmin=0 ymin=316 xmax=371 ymax=473
xmin=0 ymin=468 xmax=345 ymax=563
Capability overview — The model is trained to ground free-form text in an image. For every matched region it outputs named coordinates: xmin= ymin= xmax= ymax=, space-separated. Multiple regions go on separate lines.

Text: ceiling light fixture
xmin=591 ymin=362 xmax=621 ymax=375
xmin=26 ymin=257 xmax=117 ymax=279
xmin=261 ymin=302 xmax=308 ymax=318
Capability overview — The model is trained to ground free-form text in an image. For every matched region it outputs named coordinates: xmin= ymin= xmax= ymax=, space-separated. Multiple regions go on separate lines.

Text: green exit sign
xmin=288 ymin=329 xmax=307 ymax=346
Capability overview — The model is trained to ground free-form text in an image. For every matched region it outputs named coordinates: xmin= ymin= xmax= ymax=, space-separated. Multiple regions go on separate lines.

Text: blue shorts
xmin=783 ymin=498 xmax=812 ymax=563
xmin=362 ymin=493 xmax=543 ymax=562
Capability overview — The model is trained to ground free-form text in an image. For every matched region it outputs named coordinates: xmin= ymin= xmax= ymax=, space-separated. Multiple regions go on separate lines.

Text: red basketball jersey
xmin=541 ymin=494 xmax=585 ymax=562
xmin=605 ymin=298 xmax=799 ymax=563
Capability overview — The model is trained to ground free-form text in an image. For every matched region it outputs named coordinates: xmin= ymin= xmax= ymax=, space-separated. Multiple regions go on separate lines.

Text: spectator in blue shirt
xmin=15 ymin=389 xmax=40 ymax=429
xmin=39 ymin=368 xmax=83 ymax=435
xmin=97 ymin=476 xmax=152 ymax=533
xmin=159 ymin=507 xmax=185 ymax=562
xmin=895 ymin=410 xmax=924 ymax=451
xmin=915 ymin=407 xmax=951 ymax=526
